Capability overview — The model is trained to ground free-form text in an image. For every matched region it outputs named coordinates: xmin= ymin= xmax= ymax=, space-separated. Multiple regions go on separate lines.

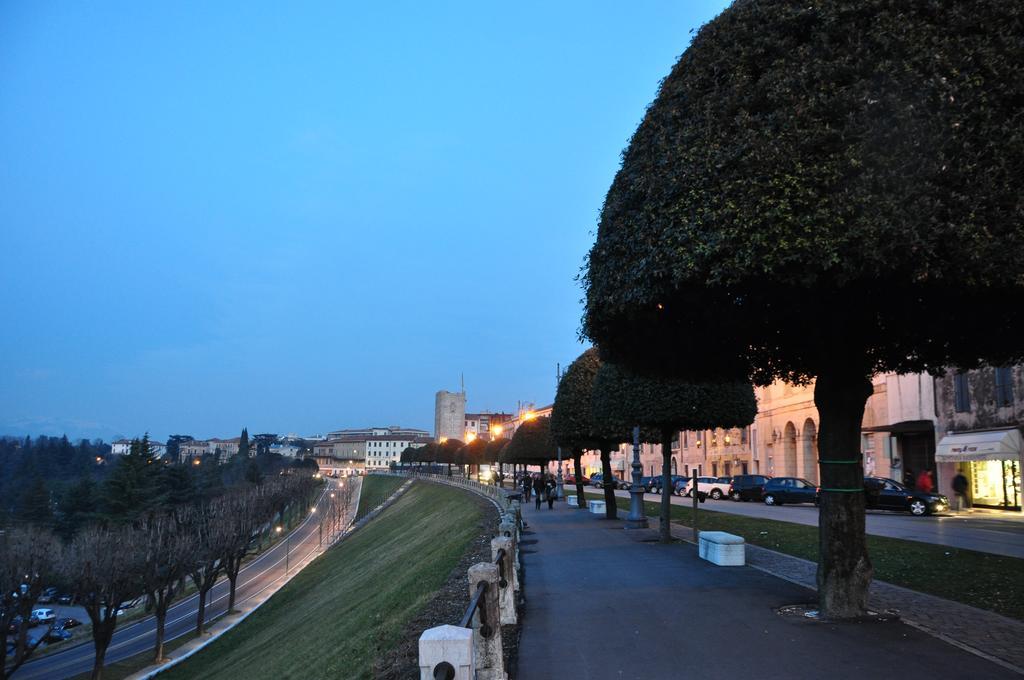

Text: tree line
xmin=1 ymin=436 xmax=322 ymax=680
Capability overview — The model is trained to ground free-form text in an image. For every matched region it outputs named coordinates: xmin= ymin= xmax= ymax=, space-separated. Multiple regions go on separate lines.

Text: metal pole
xmin=556 ymin=446 xmax=564 ymax=500
xmin=693 ymin=435 xmax=700 ymax=542
xmin=625 ymin=425 xmax=648 ymax=529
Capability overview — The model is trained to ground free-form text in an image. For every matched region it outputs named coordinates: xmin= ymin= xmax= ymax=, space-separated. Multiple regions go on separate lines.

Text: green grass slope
xmin=163 ymin=481 xmax=484 ymax=680
xmin=355 ymin=474 xmax=406 ymax=520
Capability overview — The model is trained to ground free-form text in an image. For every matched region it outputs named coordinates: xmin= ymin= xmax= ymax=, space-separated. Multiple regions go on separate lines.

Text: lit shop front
xmin=936 ymin=428 xmax=1023 ymax=511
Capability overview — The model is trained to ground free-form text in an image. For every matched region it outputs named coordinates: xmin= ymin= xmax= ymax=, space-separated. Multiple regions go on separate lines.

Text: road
xmin=18 ymin=477 xmax=360 ymax=680
xmin=586 ymin=486 xmax=1024 ymax=559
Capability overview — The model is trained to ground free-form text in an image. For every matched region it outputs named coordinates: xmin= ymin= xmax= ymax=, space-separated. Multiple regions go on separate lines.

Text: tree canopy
xmin=551 ymin=348 xmax=655 ymax=448
xmin=483 ymin=438 xmax=507 ymax=464
xmin=591 ymin=363 xmax=757 ymax=433
xmin=501 ymin=417 xmax=555 ymax=465
xmin=583 ymin=0 xmax=1024 ymax=384
xmin=457 ymin=438 xmax=487 ymax=467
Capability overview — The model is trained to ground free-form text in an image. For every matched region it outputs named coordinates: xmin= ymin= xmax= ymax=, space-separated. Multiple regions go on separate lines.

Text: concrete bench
xmin=588 ymin=500 xmax=606 ymax=515
xmin=567 ymin=495 xmax=578 ymax=507
xmin=698 ymin=531 xmax=745 ymax=566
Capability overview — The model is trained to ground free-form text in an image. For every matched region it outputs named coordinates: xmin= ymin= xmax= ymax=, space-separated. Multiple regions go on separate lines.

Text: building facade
xmin=435 ymin=390 xmax=467 ymax=442
xmin=464 ymin=412 xmax=513 ymax=442
xmin=934 ymin=366 xmax=1023 ymax=511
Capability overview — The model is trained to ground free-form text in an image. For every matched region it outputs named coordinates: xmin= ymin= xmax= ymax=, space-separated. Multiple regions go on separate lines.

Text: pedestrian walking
xmin=952 ymin=471 xmax=970 ymax=512
xmin=533 ymin=474 xmax=544 ymax=510
xmin=903 ymin=468 xmax=915 ymax=489
xmin=546 ymin=476 xmax=557 ymax=509
xmin=522 ymin=475 xmax=532 ymax=501
xmin=916 ymin=469 xmax=934 ymax=494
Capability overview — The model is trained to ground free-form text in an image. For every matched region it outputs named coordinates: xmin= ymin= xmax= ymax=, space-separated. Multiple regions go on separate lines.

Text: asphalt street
xmin=17 ymin=477 xmax=358 ymax=680
xmin=585 ymin=486 xmax=1024 ymax=558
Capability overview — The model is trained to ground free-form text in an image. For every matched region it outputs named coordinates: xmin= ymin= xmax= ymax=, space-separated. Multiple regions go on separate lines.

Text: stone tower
xmin=434 ymin=390 xmax=467 ymax=442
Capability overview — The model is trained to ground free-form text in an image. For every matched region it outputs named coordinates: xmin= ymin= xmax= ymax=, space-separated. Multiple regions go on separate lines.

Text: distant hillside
xmin=0 ymin=416 xmax=125 ymax=443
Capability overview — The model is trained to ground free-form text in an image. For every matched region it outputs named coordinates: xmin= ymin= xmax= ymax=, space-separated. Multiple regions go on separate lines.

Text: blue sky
xmin=0 ymin=1 xmax=729 ymax=442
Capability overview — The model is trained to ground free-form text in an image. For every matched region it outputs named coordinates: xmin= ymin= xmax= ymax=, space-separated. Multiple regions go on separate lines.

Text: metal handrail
xmin=459 ymin=580 xmax=491 ymax=638
xmin=494 ymin=548 xmax=507 ymax=588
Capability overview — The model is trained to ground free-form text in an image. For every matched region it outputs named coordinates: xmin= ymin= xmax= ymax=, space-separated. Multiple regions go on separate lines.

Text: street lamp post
xmin=625 ymin=425 xmax=649 ymax=529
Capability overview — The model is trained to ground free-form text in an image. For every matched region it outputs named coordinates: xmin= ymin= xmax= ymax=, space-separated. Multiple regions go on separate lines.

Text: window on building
xmin=995 ymin=367 xmax=1014 ymax=407
xmin=954 ymin=371 xmax=971 ymax=412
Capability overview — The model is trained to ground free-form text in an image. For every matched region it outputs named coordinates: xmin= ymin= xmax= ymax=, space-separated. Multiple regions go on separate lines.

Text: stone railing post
xmin=490 ymin=537 xmax=516 ymax=625
xmin=418 ymin=625 xmax=473 ymax=680
xmin=468 ymin=563 xmax=506 ymax=680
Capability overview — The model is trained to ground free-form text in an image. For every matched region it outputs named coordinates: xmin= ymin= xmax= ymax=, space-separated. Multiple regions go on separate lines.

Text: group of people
xmin=517 ymin=472 xmax=558 ymax=510
xmin=903 ymin=467 xmax=971 ymax=511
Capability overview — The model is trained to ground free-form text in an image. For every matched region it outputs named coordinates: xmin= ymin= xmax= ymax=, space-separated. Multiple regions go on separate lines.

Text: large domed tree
xmin=583 ymin=1 xmax=1024 ymax=617
xmin=484 ymin=438 xmax=509 ymax=484
xmin=458 ymin=438 xmax=487 ymax=479
xmin=551 ymin=348 xmax=655 ymax=515
xmin=501 ymin=417 xmax=556 ymax=472
xmin=593 ymin=363 xmax=756 ymax=543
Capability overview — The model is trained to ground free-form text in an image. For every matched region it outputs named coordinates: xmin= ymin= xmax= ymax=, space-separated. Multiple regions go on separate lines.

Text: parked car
xmin=56 ymin=617 xmax=82 ymax=630
xmin=564 ymin=474 xmax=590 ymax=485
xmin=864 ymin=477 xmax=950 ymax=516
xmin=57 ymin=594 xmax=75 ymax=605
xmin=590 ymin=473 xmax=605 ymax=488
xmin=651 ymin=475 xmax=688 ymax=495
xmin=31 ymin=609 xmax=56 ymax=626
xmin=43 ymin=627 xmax=72 ymax=643
xmin=639 ymin=476 xmax=658 ymax=493
xmin=37 ymin=587 xmax=59 ymax=604
xmin=728 ymin=475 xmax=772 ymax=501
xmin=763 ymin=477 xmax=819 ymax=506
xmin=680 ymin=476 xmax=733 ymax=500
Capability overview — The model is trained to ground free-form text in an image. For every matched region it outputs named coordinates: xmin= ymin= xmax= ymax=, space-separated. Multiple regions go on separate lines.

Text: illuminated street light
xmin=193 ymin=458 xmax=202 ymax=466
xmin=275 ymin=526 xmax=283 ymax=534
xmin=490 ymin=424 xmax=503 ymax=438
xmin=465 ymin=432 xmax=477 ymax=443
xmin=522 ymin=410 xmax=537 ymax=422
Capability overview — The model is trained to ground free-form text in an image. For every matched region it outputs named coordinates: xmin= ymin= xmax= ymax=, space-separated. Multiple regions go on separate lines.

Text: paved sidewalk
xmin=517 ymin=502 xmax=1020 ymax=680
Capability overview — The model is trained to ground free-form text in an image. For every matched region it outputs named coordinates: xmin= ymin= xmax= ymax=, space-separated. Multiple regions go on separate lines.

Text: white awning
xmin=936 ymin=429 xmax=1024 ymax=462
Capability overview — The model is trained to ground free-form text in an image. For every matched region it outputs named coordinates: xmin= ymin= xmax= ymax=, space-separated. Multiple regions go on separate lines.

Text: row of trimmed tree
xmin=1 ymin=472 xmax=319 ymax=680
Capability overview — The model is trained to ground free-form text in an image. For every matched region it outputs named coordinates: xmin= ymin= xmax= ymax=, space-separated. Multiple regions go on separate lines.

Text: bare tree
xmin=140 ymin=514 xmax=196 ymax=663
xmin=1 ymin=528 xmax=58 ymax=680
xmin=220 ymin=487 xmax=270 ymax=613
xmin=62 ymin=524 xmax=145 ymax=680
xmin=186 ymin=499 xmax=232 ymax=635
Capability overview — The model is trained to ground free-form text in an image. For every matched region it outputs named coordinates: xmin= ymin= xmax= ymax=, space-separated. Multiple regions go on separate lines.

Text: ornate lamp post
xmin=625 ymin=426 xmax=648 ymax=529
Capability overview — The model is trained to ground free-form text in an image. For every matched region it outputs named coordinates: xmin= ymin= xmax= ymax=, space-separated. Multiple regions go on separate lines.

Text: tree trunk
xmin=573 ymin=452 xmax=587 ymax=509
xmin=814 ymin=368 xmax=874 ymax=619
xmin=154 ymin=604 xmax=166 ymax=662
xmin=227 ymin=570 xmax=239 ymax=612
xmin=196 ymin=587 xmax=209 ymax=635
xmin=600 ymin=447 xmax=616 ymax=519
xmin=90 ymin=618 xmax=115 ymax=680
xmin=660 ymin=428 xmax=673 ymax=544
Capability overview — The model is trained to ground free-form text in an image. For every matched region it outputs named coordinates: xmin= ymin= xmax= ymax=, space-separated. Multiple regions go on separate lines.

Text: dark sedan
xmin=762 ymin=477 xmax=819 ymax=506
xmin=865 ymin=477 xmax=949 ymax=516
xmin=728 ymin=474 xmax=772 ymax=501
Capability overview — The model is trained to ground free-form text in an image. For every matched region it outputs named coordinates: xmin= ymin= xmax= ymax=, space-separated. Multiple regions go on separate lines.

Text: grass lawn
xmin=355 ymin=475 xmax=406 ymax=520
xmin=581 ymin=491 xmax=1024 ymax=621
xmin=161 ymin=481 xmax=484 ymax=680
